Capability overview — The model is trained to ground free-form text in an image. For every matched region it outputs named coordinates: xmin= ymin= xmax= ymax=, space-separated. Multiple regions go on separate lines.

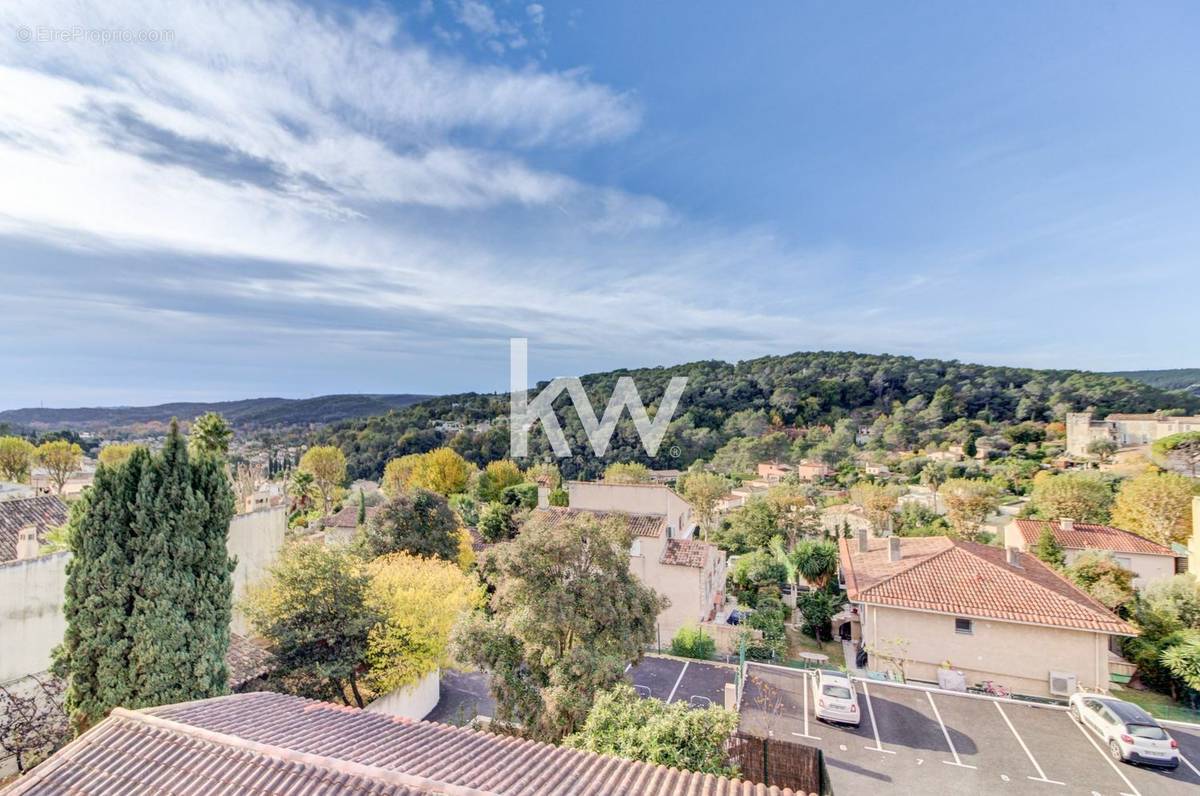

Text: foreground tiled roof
xmin=529 ymin=507 xmax=666 ymax=538
xmin=839 ymin=536 xmax=1134 ymax=635
xmin=6 ymin=692 xmax=795 ymax=795
xmin=1012 ymin=519 xmax=1173 ymax=556
xmin=226 ymin=633 xmax=273 ymax=689
xmin=660 ymin=538 xmax=711 ymax=568
xmin=0 ymin=495 xmax=68 ymax=562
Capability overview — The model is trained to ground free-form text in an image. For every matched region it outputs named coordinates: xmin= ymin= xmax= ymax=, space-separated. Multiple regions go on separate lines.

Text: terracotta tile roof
xmin=327 ymin=503 xmax=380 ymax=528
xmin=226 ymin=633 xmax=273 ymax=689
xmin=528 ymin=507 xmax=666 ymax=538
xmin=838 ymin=536 xmax=1135 ymax=636
xmin=6 ymin=692 xmax=796 ymax=795
xmin=1012 ymin=519 xmax=1174 ymax=557
xmin=660 ymin=538 xmax=711 ymax=568
xmin=0 ymin=495 xmax=68 ymax=562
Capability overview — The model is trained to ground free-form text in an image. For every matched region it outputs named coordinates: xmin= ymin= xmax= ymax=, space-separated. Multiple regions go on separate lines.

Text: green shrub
xmin=670 ymin=625 xmax=716 ymax=659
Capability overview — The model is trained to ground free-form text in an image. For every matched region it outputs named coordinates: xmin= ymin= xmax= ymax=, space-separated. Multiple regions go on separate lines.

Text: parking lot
xmin=740 ymin=662 xmax=1200 ymax=796
xmin=425 ymin=655 xmax=736 ymax=725
xmin=626 ymin=655 xmax=737 ymax=709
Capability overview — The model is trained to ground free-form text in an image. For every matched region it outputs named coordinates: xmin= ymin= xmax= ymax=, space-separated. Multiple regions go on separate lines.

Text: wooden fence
xmin=725 ymin=731 xmax=829 ymax=795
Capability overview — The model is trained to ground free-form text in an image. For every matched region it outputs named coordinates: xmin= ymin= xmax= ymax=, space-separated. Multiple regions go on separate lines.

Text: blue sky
xmin=0 ymin=1 xmax=1197 ymax=409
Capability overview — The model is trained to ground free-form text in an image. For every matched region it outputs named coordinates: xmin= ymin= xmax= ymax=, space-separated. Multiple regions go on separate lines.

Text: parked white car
xmin=814 ymin=669 xmax=860 ymax=726
xmin=1068 ymin=693 xmax=1179 ymax=769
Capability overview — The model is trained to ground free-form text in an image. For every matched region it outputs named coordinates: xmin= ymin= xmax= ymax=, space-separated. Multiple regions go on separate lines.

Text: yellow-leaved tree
xmin=35 ymin=440 xmax=83 ymax=495
xmin=1111 ymin=469 xmax=1198 ymax=546
xmin=365 ymin=553 xmax=482 ymax=694
xmin=382 ymin=449 xmax=475 ymax=497
xmin=381 ymin=453 xmax=422 ymax=498
xmin=0 ymin=436 xmax=35 ymax=482
xmin=299 ymin=445 xmax=346 ymax=516
xmin=98 ymin=443 xmax=142 ymax=470
xmin=408 ymin=448 xmax=474 ymax=496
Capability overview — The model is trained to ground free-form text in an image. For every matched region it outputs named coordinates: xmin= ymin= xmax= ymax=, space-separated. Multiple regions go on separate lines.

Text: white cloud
xmin=0 ymin=0 xmax=980 ymax=403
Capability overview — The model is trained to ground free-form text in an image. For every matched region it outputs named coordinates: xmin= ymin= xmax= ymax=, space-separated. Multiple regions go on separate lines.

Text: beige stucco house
xmin=838 ymin=535 xmax=1135 ymax=698
xmin=532 ymin=482 xmax=726 ymax=646
xmin=1066 ymin=411 xmax=1200 ymax=457
xmin=1005 ymin=518 xmax=1177 ymax=589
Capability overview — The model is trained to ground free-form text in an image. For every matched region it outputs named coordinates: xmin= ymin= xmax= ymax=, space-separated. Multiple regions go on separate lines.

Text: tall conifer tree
xmin=56 ymin=422 xmax=235 ymax=733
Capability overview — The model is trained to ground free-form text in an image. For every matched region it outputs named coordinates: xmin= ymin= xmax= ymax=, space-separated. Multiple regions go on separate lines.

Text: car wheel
xmin=1108 ymin=740 xmax=1124 ymax=763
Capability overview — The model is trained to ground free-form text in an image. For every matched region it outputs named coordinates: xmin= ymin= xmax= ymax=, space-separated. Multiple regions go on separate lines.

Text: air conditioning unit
xmin=1049 ymin=671 xmax=1077 ymax=696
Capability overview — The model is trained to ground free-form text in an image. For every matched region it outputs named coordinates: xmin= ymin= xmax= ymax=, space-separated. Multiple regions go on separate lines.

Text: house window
xmin=954 ymin=617 xmax=973 ymax=635
xmin=1115 ymin=556 xmax=1132 ymax=571
xmin=630 ymin=539 xmax=642 ymax=557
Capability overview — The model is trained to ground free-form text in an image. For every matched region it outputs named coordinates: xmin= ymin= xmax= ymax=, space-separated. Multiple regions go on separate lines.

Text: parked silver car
xmin=1068 ymin=693 xmax=1179 ymax=769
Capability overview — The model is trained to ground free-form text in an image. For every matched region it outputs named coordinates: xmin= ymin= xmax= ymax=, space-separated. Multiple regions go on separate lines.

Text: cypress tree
xmin=1032 ymin=527 xmax=1066 ymax=569
xmin=56 ymin=422 xmax=235 ymax=732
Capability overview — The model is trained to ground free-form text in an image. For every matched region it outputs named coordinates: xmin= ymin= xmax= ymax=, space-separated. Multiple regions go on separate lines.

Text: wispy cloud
xmin=0 ymin=0 xmax=1054 ymax=407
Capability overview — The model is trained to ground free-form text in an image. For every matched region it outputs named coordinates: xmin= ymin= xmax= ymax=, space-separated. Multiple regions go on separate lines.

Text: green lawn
xmin=1110 ymin=684 xmax=1200 ymax=723
xmin=785 ymin=627 xmax=846 ymax=670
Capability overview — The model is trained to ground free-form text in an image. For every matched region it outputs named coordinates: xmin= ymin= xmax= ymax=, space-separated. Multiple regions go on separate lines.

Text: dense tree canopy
xmin=245 ymin=543 xmax=379 ymax=708
xmin=358 ymin=488 xmax=461 ymax=561
xmin=563 ymin=683 xmax=739 ymax=776
xmin=317 ymin=351 xmax=1200 ymax=480
xmin=1111 ymin=470 xmax=1198 ymax=546
xmin=451 ymin=512 xmax=664 ymax=740
xmin=1029 ymin=472 xmax=1115 ymax=524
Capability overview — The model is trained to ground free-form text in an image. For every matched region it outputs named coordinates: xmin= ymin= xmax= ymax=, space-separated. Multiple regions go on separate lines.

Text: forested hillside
xmin=1110 ymin=368 xmax=1200 ymax=397
xmin=320 ymin=351 xmax=1200 ymax=480
xmin=0 ymin=393 xmax=430 ymax=433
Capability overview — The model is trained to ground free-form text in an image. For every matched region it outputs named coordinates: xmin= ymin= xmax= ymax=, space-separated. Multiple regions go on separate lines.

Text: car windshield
xmin=1127 ymin=724 xmax=1168 ymax=740
xmin=822 ymin=684 xmax=852 ymax=700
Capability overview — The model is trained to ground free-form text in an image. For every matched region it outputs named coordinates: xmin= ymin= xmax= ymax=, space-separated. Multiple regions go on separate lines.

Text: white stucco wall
xmin=228 ymin=507 xmax=287 ymax=634
xmin=0 ymin=508 xmax=285 ymax=683
xmin=0 ymin=553 xmax=70 ymax=683
xmin=363 ymin=668 xmax=440 ymax=720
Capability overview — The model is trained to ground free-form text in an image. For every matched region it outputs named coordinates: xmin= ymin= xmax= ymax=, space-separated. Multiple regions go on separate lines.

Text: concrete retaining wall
xmin=363 ymin=668 xmax=441 ymax=720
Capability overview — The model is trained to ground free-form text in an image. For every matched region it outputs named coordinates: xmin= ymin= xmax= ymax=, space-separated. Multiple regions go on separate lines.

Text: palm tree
xmin=790 ymin=539 xmax=839 ymax=590
xmin=288 ymin=470 xmax=317 ymax=514
xmin=770 ymin=536 xmax=840 ymax=591
xmin=188 ymin=412 xmax=233 ymax=458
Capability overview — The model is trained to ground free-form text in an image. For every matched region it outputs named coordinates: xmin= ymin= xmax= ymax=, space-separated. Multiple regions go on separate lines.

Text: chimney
xmin=888 ymin=536 xmax=901 ymax=563
xmin=1006 ymin=546 xmax=1022 ymax=568
xmin=16 ymin=526 xmax=39 ymax=560
xmin=858 ymin=530 xmax=870 ymax=553
xmin=1059 ymin=517 xmax=1075 ymax=531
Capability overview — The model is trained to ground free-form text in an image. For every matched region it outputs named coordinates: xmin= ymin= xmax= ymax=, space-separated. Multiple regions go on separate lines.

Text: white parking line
xmin=1179 ymin=750 xmax=1200 ymax=779
xmin=1070 ymin=715 xmax=1140 ymax=796
xmin=666 ymin=661 xmax=689 ymax=703
xmin=624 ymin=663 xmax=632 ymax=673
xmin=925 ymin=691 xmax=976 ymax=769
xmin=791 ymin=671 xmax=821 ymax=741
xmin=861 ymin=682 xmax=896 ymax=755
xmin=993 ymin=702 xmax=1064 ymax=785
